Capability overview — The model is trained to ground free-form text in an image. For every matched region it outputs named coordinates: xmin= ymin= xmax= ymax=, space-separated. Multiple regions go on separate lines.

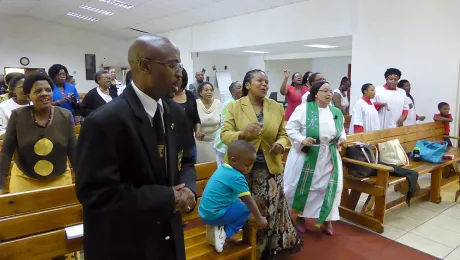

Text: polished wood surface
xmin=0 ymin=161 xmax=258 ymax=260
xmin=340 ymin=122 xmax=460 ymax=233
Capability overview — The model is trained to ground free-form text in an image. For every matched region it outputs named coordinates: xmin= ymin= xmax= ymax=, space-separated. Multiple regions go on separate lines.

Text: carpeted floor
xmin=282 ymin=219 xmax=438 ymax=260
xmin=186 ymin=219 xmax=438 ymax=260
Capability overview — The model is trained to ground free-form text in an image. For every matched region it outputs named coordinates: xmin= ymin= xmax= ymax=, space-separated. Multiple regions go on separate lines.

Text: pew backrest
xmin=183 ymin=161 xmax=217 ymax=222
xmin=342 ymin=121 xmax=445 ymax=154
xmin=0 ymin=185 xmax=83 ymax=260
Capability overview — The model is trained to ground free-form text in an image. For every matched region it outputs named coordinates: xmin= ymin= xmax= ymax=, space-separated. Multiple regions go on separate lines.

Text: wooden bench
xmin=183 ymin=161 xmax=258 ymax=260
xmin=0 ymin=185 xmax=83 ymax=260
xmin=0 ymin=162 xmax=258 ymax=260
xmin=340 ymin=122 xmax=460 ymax=233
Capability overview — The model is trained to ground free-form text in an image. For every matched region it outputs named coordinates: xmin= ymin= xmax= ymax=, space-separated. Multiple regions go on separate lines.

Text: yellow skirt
xmin=9 ymin=163 xmax=72 ymax=193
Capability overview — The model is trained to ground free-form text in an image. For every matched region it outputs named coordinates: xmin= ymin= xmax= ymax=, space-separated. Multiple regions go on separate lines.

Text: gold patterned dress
xmin=0 ymin=106 xmax=76 ymax=193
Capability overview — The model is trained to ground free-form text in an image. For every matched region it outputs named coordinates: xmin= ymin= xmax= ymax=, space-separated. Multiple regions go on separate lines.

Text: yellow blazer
xmin=221 ymin=96 xmax=288 ymax=174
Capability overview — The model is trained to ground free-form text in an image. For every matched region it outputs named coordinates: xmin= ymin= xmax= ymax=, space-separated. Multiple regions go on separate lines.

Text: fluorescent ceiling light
xmin=67 ymin=12 xmax=99 ymax=22
xmin=80 ymin=5 xmax=114 ymax=16
xmin=243 ymin=50 xmax=270 ymax=54
xmin=304 ymin=44 xmax=338 ymax=49
xmin=99 ymin=0 xmax=133 ymax=9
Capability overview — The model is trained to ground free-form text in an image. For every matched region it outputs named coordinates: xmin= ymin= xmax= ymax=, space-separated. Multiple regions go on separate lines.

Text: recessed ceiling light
xmin=243 ymin=50 xmax=270 ymax=54
xmin=67 ymin=12 xmax=99 ymax=22
xmin=80 ymin=5 xmax=114 ymax=16
xmin=304 ymin=44 xmax=338 ymax=49
xmin=99 ymin=0 xmax=133 ymax=9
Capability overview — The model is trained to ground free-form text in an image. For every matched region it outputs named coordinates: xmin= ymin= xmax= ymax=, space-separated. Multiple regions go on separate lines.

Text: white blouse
xmin=0 ymin=98 xmax=30 ymax=135
xmin=197 ymin=99 xmax=222 ymax=142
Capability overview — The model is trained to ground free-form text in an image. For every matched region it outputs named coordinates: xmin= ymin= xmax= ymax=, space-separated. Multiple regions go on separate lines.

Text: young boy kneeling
xmin=198 ymin=140 xmax=267 ymax=253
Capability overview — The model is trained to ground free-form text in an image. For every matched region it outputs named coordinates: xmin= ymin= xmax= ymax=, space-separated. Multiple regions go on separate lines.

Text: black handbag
xmin=346 ymin=142 xmax=379 ymax=178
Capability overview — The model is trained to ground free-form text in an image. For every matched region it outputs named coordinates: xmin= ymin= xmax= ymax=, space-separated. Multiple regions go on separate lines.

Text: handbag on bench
xmin=346 ymin=142 xmax=379 ymax=178
xmin=378 ymin=139 xmax=409 ymax=166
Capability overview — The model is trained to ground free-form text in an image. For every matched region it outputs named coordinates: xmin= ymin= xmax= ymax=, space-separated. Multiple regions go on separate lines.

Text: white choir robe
xmin=284 ymin=104 xmax=346 ymax=219
xmin=403 ymin=96 xmax=417 ymax=126
xmin=301 ymin=91 xmax=310 ymax=104
xmin=349 ymin=98 xmax=381 ymax=134
xmin=374 ymin=86 xmax=409 ymax=129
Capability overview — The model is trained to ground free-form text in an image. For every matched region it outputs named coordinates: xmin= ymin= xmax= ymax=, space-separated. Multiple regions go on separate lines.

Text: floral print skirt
xmin=246 ymin=162 xmax=303 ymax=258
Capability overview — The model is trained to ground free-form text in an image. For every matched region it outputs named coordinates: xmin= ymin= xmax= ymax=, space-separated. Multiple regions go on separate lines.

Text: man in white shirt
xmin=374 ymin=68 xmax=409 ymax=129
xmin=76 ymin=35 xmax=196 ymax=260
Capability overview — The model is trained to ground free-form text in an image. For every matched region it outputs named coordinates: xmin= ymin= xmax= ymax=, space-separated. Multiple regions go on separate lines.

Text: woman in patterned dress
xmin=221 ymin=69 xmax=302 ymax=259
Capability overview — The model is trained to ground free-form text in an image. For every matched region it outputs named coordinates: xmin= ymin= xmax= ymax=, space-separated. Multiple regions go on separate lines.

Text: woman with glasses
xmin=284 ymin=81 xmax=346 ymax=236
xmin=196 ymin=82 xmax=222 ymax=163
xmin=49 ymin=64 xmax=81 ymax=121
xmin=374 ymin=68 xmax=409 ymax=129
xmin=301 ymin=72 xmax=325 ymax=104
xmin=80 ymin=71 xmax=118 ymax=118
xmin=0 ymin=73 xmax=31 ymax=137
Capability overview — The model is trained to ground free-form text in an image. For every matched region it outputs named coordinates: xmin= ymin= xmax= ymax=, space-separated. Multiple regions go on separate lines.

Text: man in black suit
xmin=76 ymin=35 xmax=196 ymax=260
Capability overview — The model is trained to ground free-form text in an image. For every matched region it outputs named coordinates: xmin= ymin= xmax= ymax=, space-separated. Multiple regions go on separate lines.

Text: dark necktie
xmin=153 ymin=104 xmax=166 ymax=173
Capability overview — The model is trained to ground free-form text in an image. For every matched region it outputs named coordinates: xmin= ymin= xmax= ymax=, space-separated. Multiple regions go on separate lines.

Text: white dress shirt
xmin=131 ymin=81 xmax=167 ymax=169
xmin=131 ymin=81 xmax=164 ymax=131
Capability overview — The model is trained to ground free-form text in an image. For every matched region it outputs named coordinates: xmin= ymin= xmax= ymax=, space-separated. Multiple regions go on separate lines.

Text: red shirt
xmin=434 ymin=113 xmax=452 ymax=134
xmin=284 ymin=85 xmax=309 ymax=120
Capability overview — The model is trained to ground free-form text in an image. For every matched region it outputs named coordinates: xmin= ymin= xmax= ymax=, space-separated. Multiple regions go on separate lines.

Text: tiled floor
xmin=351 ymin=175 xmax=460 ymax=259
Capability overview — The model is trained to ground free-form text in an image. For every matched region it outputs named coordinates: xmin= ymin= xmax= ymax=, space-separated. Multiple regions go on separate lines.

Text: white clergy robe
xmin=283 ymin=104 xmax=346 ymax=219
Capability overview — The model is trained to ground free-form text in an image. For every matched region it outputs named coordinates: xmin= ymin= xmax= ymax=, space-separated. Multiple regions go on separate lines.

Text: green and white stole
xmin=292 ymin=101 xmax=344 ymax=227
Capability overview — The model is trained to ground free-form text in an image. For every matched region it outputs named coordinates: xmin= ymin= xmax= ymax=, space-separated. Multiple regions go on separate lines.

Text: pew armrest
xmin=243 ymin=218 xmax=259 ymax=260
xmin=342 ymin=158 xmax=394 ymax=172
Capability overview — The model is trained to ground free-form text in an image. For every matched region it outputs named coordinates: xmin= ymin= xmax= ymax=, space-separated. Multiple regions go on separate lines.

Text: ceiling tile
xmin=0 ymin=0 xmax=39 ymax=15
xmin=259 ymin=0 xmax=290 ymax=8
xmin=12 ymin=0 xmax=302 ymax=39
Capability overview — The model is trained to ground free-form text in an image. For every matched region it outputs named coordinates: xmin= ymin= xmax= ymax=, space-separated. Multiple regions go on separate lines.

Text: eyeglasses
xmin=318 ymin=89 xmax=333 ymax=94
xmin=137 ymin=58 xmax=182 ymax=71
xmin=155 ymin=60 xmax=182 ymax=70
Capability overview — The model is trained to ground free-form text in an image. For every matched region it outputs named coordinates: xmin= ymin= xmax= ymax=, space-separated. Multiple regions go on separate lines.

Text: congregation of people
xmin=0 ymin=35 xmax=455 ymax=260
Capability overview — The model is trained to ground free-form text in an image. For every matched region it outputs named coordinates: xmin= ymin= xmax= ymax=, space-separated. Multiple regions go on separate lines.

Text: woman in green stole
xmin=283 ymin=81 xmax=346 ymax=236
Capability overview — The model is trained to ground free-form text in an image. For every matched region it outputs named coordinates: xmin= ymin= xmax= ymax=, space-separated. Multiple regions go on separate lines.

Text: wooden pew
xmin=183 ymin=161 xmax=258 ymax=260
xmin=0 ymin=185 xmax=83 ymax=260
xmin=0 ymin=162 xmax=258 ymax=260
xmin=344 ymin=115 xmax=351 ymax=133
xmin=340 ymin=122 xmax=460 ymax=233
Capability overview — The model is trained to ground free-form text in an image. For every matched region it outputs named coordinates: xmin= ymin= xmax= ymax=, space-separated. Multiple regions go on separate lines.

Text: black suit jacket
xmin=80 ymin=87 xmax=118 ymax=117
xmin=76 ymin=85 xmax=196 ymax=260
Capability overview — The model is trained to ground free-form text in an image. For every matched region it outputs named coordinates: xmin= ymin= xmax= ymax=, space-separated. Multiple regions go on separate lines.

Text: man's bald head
xmin=127 ymin=35 xmax=181 ymax=100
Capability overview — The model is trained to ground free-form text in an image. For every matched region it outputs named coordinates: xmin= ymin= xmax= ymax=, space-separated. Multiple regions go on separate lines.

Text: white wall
xmin=265 ymin=59 xmax=311 ymax=101
xmin=265 ymin=57 xmax=351 ymax=101
xmin=192 ymin=53 xmax=249 ymax=94
xmin=311 ymin=56 xmax=351 ymax=90
xmin=159 ymin=0 xmax=353 ymax=75
xmin=350 ymin=0 xmax=460 ymax=136
xmin=0 ymin=15 xmax=131 ymax=93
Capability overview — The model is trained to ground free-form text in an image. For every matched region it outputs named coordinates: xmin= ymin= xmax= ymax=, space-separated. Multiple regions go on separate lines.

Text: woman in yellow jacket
xmin=221 ymin=69 xmax=302 ymax=259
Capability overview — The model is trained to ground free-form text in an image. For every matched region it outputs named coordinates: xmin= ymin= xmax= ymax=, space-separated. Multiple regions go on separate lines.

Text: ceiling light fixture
xmin=67 ymin=12 xmax=99 ymax=22
xmin=304 ymin=44 xmax=338 ymax=49
xmin=243 ymin=50 xmax=270 ymax=54
xmin=80 ymin=5 xmax=114 ymax=16
xmin=99 ymin=0 xmax=134 ymax=9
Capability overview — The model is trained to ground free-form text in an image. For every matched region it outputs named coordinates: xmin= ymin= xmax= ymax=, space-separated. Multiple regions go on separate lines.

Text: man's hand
xmin=418 ymin=116 xmax=426 ymax=121
xmin=173 ymin=184 xmax=196 ymax=213
xmin=195 ymin=131 xmax=205 ymax=141
xmin=173 ymin=184 xmax=185 ymax=212
xmin=302 ymin=137 xmax=316 ymax=147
